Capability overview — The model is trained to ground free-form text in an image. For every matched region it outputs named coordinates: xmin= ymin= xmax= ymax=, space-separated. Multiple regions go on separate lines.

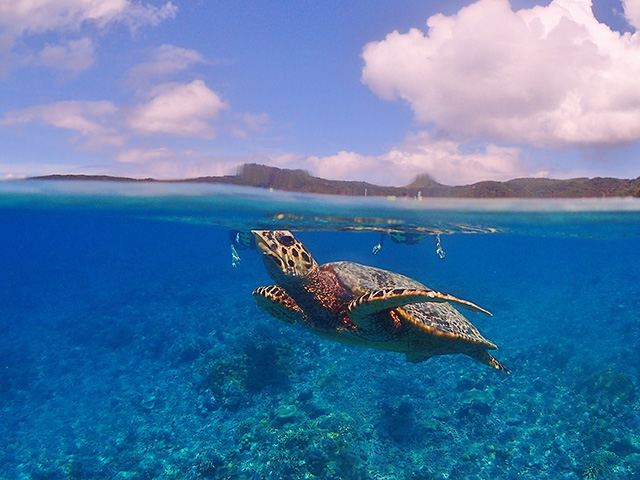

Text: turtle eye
xmin=279 ymin=235 xmax=295 ymax=247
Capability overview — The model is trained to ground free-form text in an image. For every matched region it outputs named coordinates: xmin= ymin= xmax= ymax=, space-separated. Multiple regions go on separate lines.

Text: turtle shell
xmin=324 ymin=261 xmax=497 ymax=350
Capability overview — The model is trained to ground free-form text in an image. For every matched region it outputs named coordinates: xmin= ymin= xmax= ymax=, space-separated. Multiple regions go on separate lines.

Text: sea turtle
xmin=252 ymin=230 xmax=509 ymax=373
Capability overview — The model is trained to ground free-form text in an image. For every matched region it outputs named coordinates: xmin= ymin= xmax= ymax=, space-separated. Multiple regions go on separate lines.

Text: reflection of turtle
xmin=252 ymin=230 xmax=509 ymax=373
xmin=372 ymin=230 xmax=438 ymax=255
xmin=229 ymin=230 xmax=254 ymax=267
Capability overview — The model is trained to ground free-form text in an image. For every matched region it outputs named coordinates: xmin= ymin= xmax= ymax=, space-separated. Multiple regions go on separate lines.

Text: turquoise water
xmin=2 ymin=180 xmax=640 ymax=480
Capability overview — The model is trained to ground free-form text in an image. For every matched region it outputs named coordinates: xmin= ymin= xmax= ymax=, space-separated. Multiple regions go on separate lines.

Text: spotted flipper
xmin=347 ymin=288 xmax=492 ymax=328
xmin=253 ymin=285 xmax=306 ymax=325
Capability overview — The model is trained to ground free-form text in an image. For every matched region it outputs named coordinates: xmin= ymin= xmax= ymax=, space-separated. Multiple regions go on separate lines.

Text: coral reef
xmin=580 ymin=450 xmax=620 ymax=480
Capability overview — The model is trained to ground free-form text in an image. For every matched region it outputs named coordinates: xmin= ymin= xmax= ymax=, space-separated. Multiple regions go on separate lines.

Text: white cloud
xmin=0 ymin=0 xmax=177 ymax=36
xmin=2 ymin=80 xmax=230 ymax=142
xmin=623 ymin=0 xmax=640 ymax=30
xmin=123 ymin=1 xmax=178 ymax=30
xmin=0 ymin=99 xmax=127 ymax=152
xmin=127 ymin=80 xmax=229 ymax=137
xmin=36 ymin=37 xmax=96 ymax=74
xmin=115 ymin=147 xmax=239 ymax=179
xmin=301 ymin=131 xmax=527 ymax=186
xmin=0 ymin=78 xmax=234 ymax=177
xmin=0 ymin=0 xmax=177 ymax=76
xmin=362 ymin=0 xmax=640 ymax=148
xmin=125 ymin=44 xmax=207 ymax=88
xmin=1 ymin=100 xmax=117 ymax=134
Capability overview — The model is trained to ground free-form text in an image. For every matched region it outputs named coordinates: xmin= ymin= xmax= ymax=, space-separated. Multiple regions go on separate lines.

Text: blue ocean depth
xmin=1 ymin=181 xmax=640 ymax=480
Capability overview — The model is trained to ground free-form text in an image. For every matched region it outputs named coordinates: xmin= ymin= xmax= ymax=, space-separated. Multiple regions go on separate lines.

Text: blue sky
xmin=1 ymin=0 xmax=639 ymax=185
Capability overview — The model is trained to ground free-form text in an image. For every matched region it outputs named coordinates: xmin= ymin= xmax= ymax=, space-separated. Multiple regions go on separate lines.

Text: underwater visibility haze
xmin=2 ymin=180 xmax=640 ymax=480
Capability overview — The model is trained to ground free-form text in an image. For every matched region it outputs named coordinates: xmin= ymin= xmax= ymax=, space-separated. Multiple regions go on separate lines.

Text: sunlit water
xmin=2 ymin=180 xmax=640 ymax=480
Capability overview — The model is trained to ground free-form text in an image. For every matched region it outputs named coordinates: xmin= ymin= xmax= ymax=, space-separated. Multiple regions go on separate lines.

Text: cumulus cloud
xmin=35 ymin=37 xmax=96 ymax=74
xmin=125 ymin=44 xmax=207 ymax=88
xmin=2 ymin=79 xmax=230 ymax=141
xmin=0 ymin=77 xmax=240 ymax=179
xmin=362 ymin=0 xmax=640 ymax=148
xmin=115 ymin=147 xmax=240 ymax=179
xmin=0 ymin=0 xmax=177 ymax=75
xmin=0 ymin=100 xmax=122 ymax=147
xmin=1 ymin=78 xmax=231 ymax=162
xmin=301 ymin=131 xmax=527 ymax=186
xmin=127 ymin=80 xmax=229 ymax=137
xmin=622 ymin=0 xmax=640 ymax=30
xmin=0 ymin=0 xmax=177 ymax=37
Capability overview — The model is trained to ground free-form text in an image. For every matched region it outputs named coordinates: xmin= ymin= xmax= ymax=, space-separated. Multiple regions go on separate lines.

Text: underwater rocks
xmin=201 ymin=340 xmax=293 ymax=399
xmin=459 ymin=388 xmax=496 ymax=416
xmin=575 ymin=367 xmax=637 ymax=404
xmin=627 ymin=453 xmax=640 ymax=477
xmin=271 ymin=403 xmax=300 ymax=427
xmin=378 ymin=396 xmax=423 ymax=444
xmin=609 ymin=437 xmax=640 ymax=457
xmin=231 ymin=407 xmax=368 ymax=479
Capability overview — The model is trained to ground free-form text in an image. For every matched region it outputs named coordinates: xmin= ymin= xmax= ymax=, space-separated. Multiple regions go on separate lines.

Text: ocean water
xmin=1 ymin=180 xmax=640 ymax=480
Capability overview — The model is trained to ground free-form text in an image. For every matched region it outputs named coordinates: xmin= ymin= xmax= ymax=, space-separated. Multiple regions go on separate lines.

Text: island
xmin=30 ymin=163 xmax=640 ymax=198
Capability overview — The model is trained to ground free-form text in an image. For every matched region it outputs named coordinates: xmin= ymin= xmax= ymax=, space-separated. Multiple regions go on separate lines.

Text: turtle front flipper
xmin=253 ymin=285 xmax=306 ymax=325
xmin=347 ymin=288 xmax=492 ymax=324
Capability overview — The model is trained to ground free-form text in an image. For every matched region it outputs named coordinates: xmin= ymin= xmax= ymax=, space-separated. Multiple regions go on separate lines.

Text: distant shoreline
xmin=28 ymin=163 xmax=640 ymax=198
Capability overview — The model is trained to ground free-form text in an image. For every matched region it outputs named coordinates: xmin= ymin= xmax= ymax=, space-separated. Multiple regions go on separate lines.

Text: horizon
xmin=2 ymin=0 xmax=640 ymax=185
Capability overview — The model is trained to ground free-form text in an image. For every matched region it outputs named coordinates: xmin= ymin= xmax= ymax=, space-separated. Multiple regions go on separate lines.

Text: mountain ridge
xmin=29 ymin=163 xmax=640 ymax=198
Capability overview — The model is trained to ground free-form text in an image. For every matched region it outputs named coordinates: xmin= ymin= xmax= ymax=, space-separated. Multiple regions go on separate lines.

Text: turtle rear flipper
xmin=405 ymin=351 xmax=432 ymax=363
xmin=467 ymin=350 xmax=511 ymax=374
xmin=347 ymin=288 xmax=492 ymax=327
xmin=253 ymin=285 xmax=306 ymax=325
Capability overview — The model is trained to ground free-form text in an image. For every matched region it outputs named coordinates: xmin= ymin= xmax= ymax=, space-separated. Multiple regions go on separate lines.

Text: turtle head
xmin=252 ymin=230 xmax=318 ymax=282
